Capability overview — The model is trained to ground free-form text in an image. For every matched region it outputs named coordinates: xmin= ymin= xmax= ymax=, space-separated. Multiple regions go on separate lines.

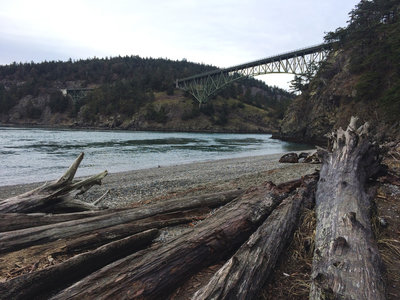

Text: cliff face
xmin=279 ymin=49 xmax=399 ymax=146
xmin=278 ymin=50 xmax=360 ymax=145
xmin=278 ymin=1 xmax=400 ymax=145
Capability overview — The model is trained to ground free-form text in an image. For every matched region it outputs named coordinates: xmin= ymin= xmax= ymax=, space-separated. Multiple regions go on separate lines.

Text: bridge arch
xmin=175 ymin=43 xmax=333 ymax=104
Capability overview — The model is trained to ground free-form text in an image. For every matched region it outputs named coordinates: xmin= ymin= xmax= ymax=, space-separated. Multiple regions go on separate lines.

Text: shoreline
xmin=0 ymin=152 xmax=318 ymax=208
xmin=0 ymin=123 xmax=279 ymax=135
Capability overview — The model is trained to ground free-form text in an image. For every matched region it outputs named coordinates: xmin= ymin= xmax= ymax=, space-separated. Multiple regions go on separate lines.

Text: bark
xmin=0 ymin=153 xmax=107 ymax=213
xmin=192 ymin=175 xmax=317 ymax=299
xmin=0 ymin=210 xmax=123 ymax=232
xmin=0 ymin=229 xmax=159 ymax=300
xmin=310 ymin=117 xmax=386 ymax=299
xmin=42 ymin=198 xmax=101 ymax=213
xmin=0 ymin=189 xmax=242 ymax=253
xmin=0 ymin=210 xmax=208 ymax=280
xmin=50 ymin=180 xmax=300 ymax=300
xmin=61 ymin=208 xmax=209 ymax=254
xmin=0 ymin=189 xmax=238 ymax=232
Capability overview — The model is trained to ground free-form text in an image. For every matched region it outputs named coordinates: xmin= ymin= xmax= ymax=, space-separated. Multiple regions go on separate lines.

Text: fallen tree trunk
xmin=0 ymin=189 xmax=242 ymax=253
xmin=0 ymin=208 xmax=210 ymax=279
xmin=0 ymin=229 xmax=159 ymax=300
xmin=41 ymin=198 xmax=101 ymax=213
xmin=0 ymin=153 xmax=107 ymax=213
xmin=0 ymin=210 xmax=124 ymax=232
xmin=60 ymin=208 xmax=210 ymax=254
xmin=50 ymin=180 xmax=301 ymax=300
xmin=192 ymin=174 xmax=317 ymax=299
xmin=310 ymin=117 xmax=386 ymax=299
xmin=0 ymin=189 xmax=240 ymax=233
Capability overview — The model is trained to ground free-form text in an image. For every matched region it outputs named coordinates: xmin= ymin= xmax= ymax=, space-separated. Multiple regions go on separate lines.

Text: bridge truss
xmin=176 ymin=43 xmax=333 ymax=104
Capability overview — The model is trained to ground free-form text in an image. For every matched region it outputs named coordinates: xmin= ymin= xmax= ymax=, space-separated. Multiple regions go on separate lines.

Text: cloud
xmin=0 ymin=0 xmax=360 ymax=89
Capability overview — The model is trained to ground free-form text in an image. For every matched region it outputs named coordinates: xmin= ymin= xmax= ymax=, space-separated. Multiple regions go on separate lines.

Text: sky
xmin=0 ymin=0 xmax=360 ymax=90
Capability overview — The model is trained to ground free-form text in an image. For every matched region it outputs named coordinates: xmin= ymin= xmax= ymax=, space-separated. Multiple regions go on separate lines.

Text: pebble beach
xmin=0 ymin=152 xmax=318 ymax=207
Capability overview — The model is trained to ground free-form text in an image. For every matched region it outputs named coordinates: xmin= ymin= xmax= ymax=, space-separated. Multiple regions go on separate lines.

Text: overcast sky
xmin=0 ymin=0 xmax=360 ymax=89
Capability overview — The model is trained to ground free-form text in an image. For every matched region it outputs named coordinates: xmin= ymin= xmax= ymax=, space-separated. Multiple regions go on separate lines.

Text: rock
xmin=299 ymin=152 xmax=310 ymax=159
xmin=279 ymin=153 xmax=299 ymax=163
xmin=303 ymin=151 xmax=321 ymax=164
xmin=378 ymin=217 xmax=388 ymax=228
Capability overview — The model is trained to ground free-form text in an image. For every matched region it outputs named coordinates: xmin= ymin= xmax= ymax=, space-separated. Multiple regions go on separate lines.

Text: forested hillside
xmin=0 ymin=55 xmax=293 ymax=132
xmin=278 ymin=0 xmax=400 ymax=144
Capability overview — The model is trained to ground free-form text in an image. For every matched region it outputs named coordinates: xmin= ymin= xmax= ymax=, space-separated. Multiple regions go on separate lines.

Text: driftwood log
xmin=310 ymin=117 xmax=386 ymax=299
xmin=0 ymin=153 xmax=107 ymax=213
xmin=7 ymin=140 xmax=385 ymax=299
xmin=0 ymin=188 xmax=241 ymax=233
xmin=0 ymin=208 xmax=208 ymax=273
xmin=0 ymin=210 xmax=124 ymax=232
xmin=49 ymin=179 xmax=304 ymax=299
xmin=192 ymin=174 xmax=317 ymax=299
xmin=0 ymin=189 xmax=242 ymax=254
xmin=0 ymin=229 xmax=159 ymax=300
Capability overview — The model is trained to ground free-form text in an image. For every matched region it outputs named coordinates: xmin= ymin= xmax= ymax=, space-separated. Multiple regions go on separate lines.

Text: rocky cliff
xmin=277 ymin=0 xmax=400 ymax=146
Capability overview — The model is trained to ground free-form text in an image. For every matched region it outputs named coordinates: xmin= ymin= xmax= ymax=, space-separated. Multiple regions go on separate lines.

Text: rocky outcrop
xmin=0 ymin=94 xmax=73 ymax=127
xmin=277 ymin=48 xmax=400 ymax=146
xmin=277 ymin=50 xmax=354 ymax=145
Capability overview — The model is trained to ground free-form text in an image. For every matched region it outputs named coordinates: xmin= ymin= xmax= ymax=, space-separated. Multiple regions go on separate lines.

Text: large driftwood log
xmin=0 ymin=153 xmax=107 ymax=213
xmin=0 ymin=209 xmax=210 ymax=280
xmin=310 ymin=117 xmax=386 ymax=299
xmin=0 ymin=210 xmax=123 ymax=232
xmin=50 ymin=180 xmax=301 ymax=300
xmin=0 ymin=189 xmax=240 ymax=234
xmin=57 ymin=208 xmax=209 ymax=254
xmin=0 ymin=189 xmax=240 ymax=233
xmin=192 ymin=174 xmax=317 ymax=299
xmin=0 ymin=189 xmax=242 ymax=253
xmin=0 ymin=229 xmax=158 ymax=300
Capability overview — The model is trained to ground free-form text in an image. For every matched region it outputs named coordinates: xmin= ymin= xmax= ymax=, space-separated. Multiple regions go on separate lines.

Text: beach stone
xmin=303 ymin=151 xmax=322 ymax=164
xmin=279 ymin=153 xmax=299 ymax=163
xmin=299 ymin=152 xmax=310 ymax=159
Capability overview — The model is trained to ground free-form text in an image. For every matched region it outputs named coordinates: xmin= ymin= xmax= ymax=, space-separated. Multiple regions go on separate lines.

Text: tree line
xmin=0 ymin=55 xmax=293 ymax=120
xmin=324 ymin=0 xmax=400 ymax=121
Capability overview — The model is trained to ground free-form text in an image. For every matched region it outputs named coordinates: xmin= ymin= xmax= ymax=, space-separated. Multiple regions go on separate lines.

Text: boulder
xmin=279 ymin=153 xmax=299 ymax=163
xmin=299 ymin=152 xmax=310 ymax=159
xmin=303 ymin=151 xmax=321 ymax=164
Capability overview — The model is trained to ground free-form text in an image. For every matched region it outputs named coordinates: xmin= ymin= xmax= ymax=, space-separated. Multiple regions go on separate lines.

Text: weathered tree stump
xmin=310 ymin=116 xmax=386 ymax=299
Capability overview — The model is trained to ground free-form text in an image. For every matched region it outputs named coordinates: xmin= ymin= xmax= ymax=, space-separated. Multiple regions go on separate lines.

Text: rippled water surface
xmin=0 ymin=127 xmax=312 ymax=186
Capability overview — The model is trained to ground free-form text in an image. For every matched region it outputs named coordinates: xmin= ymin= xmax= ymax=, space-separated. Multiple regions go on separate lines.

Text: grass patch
xmin=260 ymin=208 xmax=316 ymax=299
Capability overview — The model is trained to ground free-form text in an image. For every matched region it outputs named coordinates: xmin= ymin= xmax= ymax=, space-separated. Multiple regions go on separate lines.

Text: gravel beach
xmin=0 ymin=152 xmax=318 ymax=207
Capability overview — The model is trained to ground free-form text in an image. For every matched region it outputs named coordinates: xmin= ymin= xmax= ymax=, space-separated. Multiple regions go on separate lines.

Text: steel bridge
xmin=175 ymin=43 xmax=334 ymax=104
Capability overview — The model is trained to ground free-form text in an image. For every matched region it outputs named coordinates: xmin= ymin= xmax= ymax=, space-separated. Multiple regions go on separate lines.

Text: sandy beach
xmin=0 ymin=152 xmax=318 ymax=207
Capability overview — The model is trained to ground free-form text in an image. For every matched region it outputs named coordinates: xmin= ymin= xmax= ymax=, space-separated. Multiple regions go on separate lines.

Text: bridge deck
xmin=176 ymin=42 xmax=334 ymax=83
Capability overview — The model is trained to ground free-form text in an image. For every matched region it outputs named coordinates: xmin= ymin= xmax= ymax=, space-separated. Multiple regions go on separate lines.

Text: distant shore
xmin=0 ymin=153 xmax=317 ymax=208
xmin=0 ymin=123 xmax=278 ymax=135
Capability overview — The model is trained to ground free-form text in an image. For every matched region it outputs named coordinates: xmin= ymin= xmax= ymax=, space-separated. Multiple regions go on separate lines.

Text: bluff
xmin=277 ymin=0 xmax=400 ymax=145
